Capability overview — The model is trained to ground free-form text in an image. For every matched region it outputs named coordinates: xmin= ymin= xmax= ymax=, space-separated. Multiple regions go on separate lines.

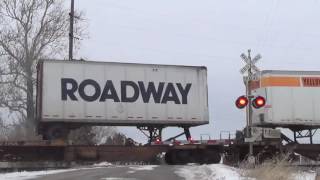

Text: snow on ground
xmin=101 ymin=178 xmax=137 ymax=180
xmin=127 ymin=165 xmax=158 ymax=174
xmin=0 ymin=169 xmax=80 ymax=180
xmin=293 ymin=171 xmax=317 ymax=180
xmin=129 ymin=165 xmax=158 ymax=171
xmin=0 ymin=163 xmax=317 ymax=180
xmin=92 ymin=161 xmax=113 ymax=167
xmin=0 ymin=163 xmax=157 ymax=180
xmin=0 ymin=162 xmax=112 ymax=180
xmin=175 ymin=164 xmax=243 ymax=180
xmin=175 ymin=164 xmax=317 ymax=180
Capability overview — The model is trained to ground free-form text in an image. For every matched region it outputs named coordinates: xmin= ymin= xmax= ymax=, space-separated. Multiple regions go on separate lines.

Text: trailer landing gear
xmin=137 ymin=126 xmax=163 ymax=144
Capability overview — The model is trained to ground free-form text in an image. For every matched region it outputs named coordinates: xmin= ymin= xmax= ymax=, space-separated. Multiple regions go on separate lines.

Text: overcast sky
xmin=75 ymin=0 xmax=320 ymax=142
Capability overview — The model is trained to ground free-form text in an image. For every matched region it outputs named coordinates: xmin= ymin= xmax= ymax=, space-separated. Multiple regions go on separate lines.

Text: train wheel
xmin=201 ymin=150 xmax=221 ymax=164
xmin=165 ymin=150 xmax=191 ymax=165
xmin=165 ymin=151 xmax=173 ymax=165
xmin=174 ymin=150 xmax=191 ymax=164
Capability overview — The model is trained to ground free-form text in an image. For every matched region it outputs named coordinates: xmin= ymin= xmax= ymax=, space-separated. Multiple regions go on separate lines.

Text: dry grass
xmin=241 ymin=155 xmax=299 ymax=180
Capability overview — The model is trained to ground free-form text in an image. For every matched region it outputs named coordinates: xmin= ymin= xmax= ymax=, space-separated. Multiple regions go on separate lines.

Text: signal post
xmin=238 ymin=49 xmax=262 ymax=163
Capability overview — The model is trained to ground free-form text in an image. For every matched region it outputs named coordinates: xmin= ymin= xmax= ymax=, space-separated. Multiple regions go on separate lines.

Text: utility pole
xmin=69 ymin=0 xmax=74 ymax=61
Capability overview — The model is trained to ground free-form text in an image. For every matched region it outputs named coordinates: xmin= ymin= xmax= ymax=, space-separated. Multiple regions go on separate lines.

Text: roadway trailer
xmin=36 ymin=60 xmax=209 ymax=141
xmin=251 ymin=70 xmax=320 ymax=144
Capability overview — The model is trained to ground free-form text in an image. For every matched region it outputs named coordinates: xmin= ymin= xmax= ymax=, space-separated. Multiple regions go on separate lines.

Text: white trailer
xmin=36 ymin=60 xmax=209 ymax=139
xmin=251 ymin=70 xmax=320 ymax=129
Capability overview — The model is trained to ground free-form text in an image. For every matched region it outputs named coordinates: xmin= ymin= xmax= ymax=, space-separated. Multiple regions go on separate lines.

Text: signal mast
xmin=236 ymin=49 xmax=264 ymax=163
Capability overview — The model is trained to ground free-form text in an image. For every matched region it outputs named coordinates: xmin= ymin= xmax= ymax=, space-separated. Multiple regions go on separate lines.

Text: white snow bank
xmin=0 ymin=162 xmax=113 ymax=180
xmin=101 ymin=178 xmax=137 ymax=180
xmin=175 ymin=164 xmax=243 ymax=180
xmin=176 ymin=164 xmax=317 ymax=180
xmin=293 ymin=171 xmax=316 ymax=180
xmin=93 ymin=162 xmax=112 ymax=167
xmin=129 ymin=165 xmax=158 ymax=171
xmin=0 ymin=164 xmax=157 ymax=180
xmin=0 ymin=169 xmax=79 ymax=180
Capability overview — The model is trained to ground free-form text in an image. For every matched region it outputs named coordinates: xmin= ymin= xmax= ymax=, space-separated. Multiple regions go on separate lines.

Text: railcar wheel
xmin=165 ymin=150 xmax=192 ymax=165
xmin=201 ymin=150 xmax=221 ymax=164
xmin=165 ymin=151 xmax=174 ymax=165
xmin=174 ymin=150 xmax=191 ymax=164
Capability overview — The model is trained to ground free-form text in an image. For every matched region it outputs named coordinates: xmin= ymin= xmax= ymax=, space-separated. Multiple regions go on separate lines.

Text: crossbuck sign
xmin=240 ymin=49 xmax=261 ymax=81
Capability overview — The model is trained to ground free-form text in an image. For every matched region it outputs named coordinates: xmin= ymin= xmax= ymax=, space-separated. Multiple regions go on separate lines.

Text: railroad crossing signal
xmin=240 ymin=50 xmax=261 ymax=75
xmin=239 ymin=49 xmax=262 ymax=159
xmin=235 ymin=95 xmax=266 ymax=109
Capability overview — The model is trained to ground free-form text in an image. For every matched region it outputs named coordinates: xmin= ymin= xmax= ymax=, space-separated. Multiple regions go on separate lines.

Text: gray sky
xmin=75 ymin=0 xmax=320 ymax=142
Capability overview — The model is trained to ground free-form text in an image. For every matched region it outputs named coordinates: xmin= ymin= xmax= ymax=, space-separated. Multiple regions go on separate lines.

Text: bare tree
xmin=0 ymin=0 xmax=71 ymax=137
xmin=68 ymin=127 xmax=117 ymax=145
xmin=0 ymin=115 xmax=9 ymax=140
xmin=0 ymin=0 xmax=115 ymax=143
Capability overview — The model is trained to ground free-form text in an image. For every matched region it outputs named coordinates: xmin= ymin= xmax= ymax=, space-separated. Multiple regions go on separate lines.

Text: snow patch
xmin=176 ymin=164 xmax=317 ymax=180
xmin=101 ymin=178 xmax=137 ymax=180
xmin=93 ymin=162 xmax=112 ymax=167
xmin=175 ymin=164 xmax=244 ymax=180
xmin=293 ymin=171 xmax=316 ymax=180
xmin=0 ymin=164 xmax=112 ymax=180
xmin=0 ymin=164 xmax=156 ymax=180
xmin=126 ymin=165 xmax=158 ymax=174
xmin=0 ymin=169 xmax=79 ymax=180
xmin=129 ymin=165 xmax=158 ymax=171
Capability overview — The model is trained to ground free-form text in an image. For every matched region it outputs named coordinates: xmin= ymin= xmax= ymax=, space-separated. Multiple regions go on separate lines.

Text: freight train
xmin=33 ymin=60 xmax=320 ymax=164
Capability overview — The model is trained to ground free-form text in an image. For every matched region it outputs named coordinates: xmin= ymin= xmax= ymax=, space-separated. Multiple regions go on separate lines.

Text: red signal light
xmin=252 ymin=96 xmax=266 ymax=109
xmin=154 ymin=137 xmax=162 ymax=144
xmin=235 ymin=96 xmax=248 ymax=109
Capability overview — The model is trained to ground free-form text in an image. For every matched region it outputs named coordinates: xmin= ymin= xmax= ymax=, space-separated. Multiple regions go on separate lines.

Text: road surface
xmin=0 ymin=164 xmax=241 ymax=180
xmin=33 ymin=165 xmax=182 ymax=180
